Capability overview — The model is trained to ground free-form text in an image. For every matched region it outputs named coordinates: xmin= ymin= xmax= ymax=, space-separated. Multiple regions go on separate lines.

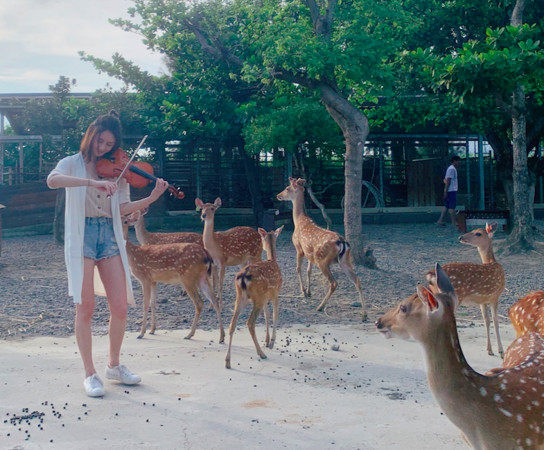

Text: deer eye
xmin=475 ymin=232 xmax=482 ymax=236
xmin=400 ymin=305 xmax=407 ymax=313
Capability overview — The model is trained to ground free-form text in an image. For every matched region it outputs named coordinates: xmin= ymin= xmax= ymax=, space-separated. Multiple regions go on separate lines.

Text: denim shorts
xmin=83 ymin=217 xmax=120 ymax=260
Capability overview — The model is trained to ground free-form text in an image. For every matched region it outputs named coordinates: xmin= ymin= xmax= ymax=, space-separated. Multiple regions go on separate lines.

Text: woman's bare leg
xmin=97 ymin=255 xmax=128 ymax=368
xmin=76 ymin=257 xmax=98 ymax=377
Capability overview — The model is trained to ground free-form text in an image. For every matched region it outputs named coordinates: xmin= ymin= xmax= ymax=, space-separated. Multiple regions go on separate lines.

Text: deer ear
xmin=297 ymin=178 xmax=307 ymax=187
xmin=258 ymin=227 xmax=267 ymax=237
xmin=195 ymin=198 xmax=203 ymax=209
xmin=417 ymin=284 xmax=439 ymax=311
xmin=435 ymin=263 xmax=455 ymax=295
xmin=214 ymin=197 xmax=222 ymax=208
xmin=486 ymin=221 xmax=497 ymax=238
xmin=275 ymin=225 xmax=284 ymax=236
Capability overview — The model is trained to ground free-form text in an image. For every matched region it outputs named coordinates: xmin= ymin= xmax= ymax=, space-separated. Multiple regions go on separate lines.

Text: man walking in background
xmin=437 ymin=155 xmax=461 ymax=227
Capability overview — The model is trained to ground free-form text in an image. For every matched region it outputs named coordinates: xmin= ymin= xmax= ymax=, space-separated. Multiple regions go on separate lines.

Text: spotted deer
xmin=123 ymin=213 xmax=224 ymax=343
xmin=508 ymin=291 xmax=544 ymax=338
xmin=134 ymin=209 xmax=203 ymax=247
xmin=195 ymin=197 xmax=263 ymax=306
xmin=225 ymin=226 xmax=284 ymax=369
xmin=376 ymin=264 xmax=544 ymax=450
xmin=276 ymin=178 xmax=365 ymax=318
xmin=426 ymin=222 xmax=505 ymax=357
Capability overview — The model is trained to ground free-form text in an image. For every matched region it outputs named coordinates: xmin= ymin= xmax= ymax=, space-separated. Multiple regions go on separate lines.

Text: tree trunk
xmin=502 ymin=0 xmax=537 ymax=254
xmin=505 ymin=83 xmax=536 ymax=252
xmin=319 ymin=84 xmax=376 ymax=268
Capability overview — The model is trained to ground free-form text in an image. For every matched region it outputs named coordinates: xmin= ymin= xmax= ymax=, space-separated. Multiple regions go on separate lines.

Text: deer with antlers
xmin=426 ymin=222 xmax=505 ymax=357
xmin=508 ymin=290 xmax=544 ymax=338
xmin=376 ymin=264 xmax=544 ymax=450
xmin=225 ymin=226 xmax=284 ymax=369
xmin=195 ymin=198 xmax=263 ymax=306
xmin=123 ymin=213 xmax=224 ymax=342
xmin=276 ymin=178 xmax=365 ymax=318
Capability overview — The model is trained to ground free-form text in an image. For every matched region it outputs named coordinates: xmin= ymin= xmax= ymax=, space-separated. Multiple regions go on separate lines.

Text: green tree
xmin=370 ymin=0 xmax=544 ymax=252
xmin=83 ymin=0 xmax=415 ymax=267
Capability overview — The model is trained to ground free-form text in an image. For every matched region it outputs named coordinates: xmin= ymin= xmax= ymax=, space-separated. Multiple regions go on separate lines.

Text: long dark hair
xmin=80 ymin=111 xmax=122 ymax=162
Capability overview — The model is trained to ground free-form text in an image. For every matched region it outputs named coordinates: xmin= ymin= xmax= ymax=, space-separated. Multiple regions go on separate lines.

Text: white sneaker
xmin=84 ymin=374 xmax=105 ymax=397
xmin=105 ymin=364 xmax=141 ymax=385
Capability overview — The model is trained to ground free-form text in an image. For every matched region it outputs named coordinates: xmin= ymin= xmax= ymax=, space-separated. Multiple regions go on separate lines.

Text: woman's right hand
xmin=90 ymin=179 xmax=118 ymax=196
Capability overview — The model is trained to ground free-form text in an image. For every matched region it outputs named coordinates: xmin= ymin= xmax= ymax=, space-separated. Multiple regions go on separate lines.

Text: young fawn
xmin=225 ymin=226 xmax=283 ymax=369
xmin=509 ymin=290 xmax=544 ymax=338
xmin=195 ymin=197 xmax=263 ymax=306
xmin=426 ymin=222 xmax=505 ymax=357
xmin=376 ymin=264 xmax=544 ymax=450
xmin=276 ymin=178 xmax=365 ymax=318
xmin=124 ymin=213 xmax=224 ymax=343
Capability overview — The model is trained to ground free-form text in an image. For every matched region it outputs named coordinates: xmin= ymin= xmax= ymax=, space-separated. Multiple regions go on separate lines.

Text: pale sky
xmin=0 ymin=0 xmax=166 ymax=93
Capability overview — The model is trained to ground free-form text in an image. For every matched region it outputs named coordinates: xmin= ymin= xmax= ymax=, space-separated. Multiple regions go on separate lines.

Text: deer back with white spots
xmin=276 ymin=177 xmax=365 ymax=319
xmin=134 ymin=209 xmax=203 ymax=246
xmin=124 ymin=212 xmax=224 ymax=343
xmin=195 ymin=197 xmax=263 ymax=306
xmin=225 ymin=226 xmax=284 ymax=369
xmin=426 ymin=222 xmax=505 ymax=357
xmin=376 ymin=264 xmax=544 ymax=450
xmin=509 ymin=291 xmax=544 ymax=339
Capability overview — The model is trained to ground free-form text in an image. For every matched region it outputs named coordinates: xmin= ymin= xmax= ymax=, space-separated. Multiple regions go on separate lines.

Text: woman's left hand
xmin=150 ymin=178 xmax=169 ymax=201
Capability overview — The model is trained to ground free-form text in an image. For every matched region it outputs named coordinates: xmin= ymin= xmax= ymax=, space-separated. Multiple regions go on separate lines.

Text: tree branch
xmin=183 ymin=19 xmax=244 ymax=68
xmin=304 ymin=0 xmax=338 ymax=38
xmin=510 ymin=0 xmax=526 ymax=27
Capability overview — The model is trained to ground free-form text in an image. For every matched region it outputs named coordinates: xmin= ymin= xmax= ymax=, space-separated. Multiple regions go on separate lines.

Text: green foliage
xmin=367 ymin=0 xmax=544 ymax=146
xmin=11 ymin=77 xmax=152 ymax=169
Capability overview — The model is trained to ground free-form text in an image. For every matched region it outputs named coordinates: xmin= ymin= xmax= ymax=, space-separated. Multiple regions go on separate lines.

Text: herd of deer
xmin=123 ymin=177 xmax=544 ymax=449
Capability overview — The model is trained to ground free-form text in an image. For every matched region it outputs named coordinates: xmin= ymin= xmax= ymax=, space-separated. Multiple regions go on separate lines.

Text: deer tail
xmin=336 ymin=238 xmax=350 ymax=262
xmin=203 ymin=249 xmax=214 ymax=276
xmin=235 ymin=267 xmax=252 ymax=291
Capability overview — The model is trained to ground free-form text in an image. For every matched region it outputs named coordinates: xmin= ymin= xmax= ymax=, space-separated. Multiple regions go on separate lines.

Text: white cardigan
xmin=48 ymin=153 xmax=135 ymax=306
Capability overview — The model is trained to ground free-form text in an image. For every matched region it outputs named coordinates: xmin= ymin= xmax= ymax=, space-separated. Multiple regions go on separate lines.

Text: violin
xmin=96 ymin=148 xmax=184 ymax=199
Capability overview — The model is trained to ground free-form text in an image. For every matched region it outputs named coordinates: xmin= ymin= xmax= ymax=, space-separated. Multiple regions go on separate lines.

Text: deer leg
xmin=306 ymin=261 xmax=313 ymax=297
xmin=338 ymin=255 xmax=366 ymax=321
xmin=217 ymin=264 xmax=226 ymax=308
xmin=138 ymin=281 xmax=151 ymax=339
xmin=225 ymin=291 xmax=249 ymax=369
xmin=296 ymin=252 xmax=308 ymax=297
xmin=247 ymin=304 xmax=267 ymax=359
xmin=263 ymin=302 xmax=271 ymax=348
xmin=316 ymin=264 xmax=337 ymax=312
xmin=490 ymin=301 xmax=504 ymax=359
xmin=149 ymin=282 xmax=158 ymax=335
xmin=199 ymin=274 xmax=225 ymax=343
xmin=480 ymin=303 xmax=494 ymax=356
xmin=184 ymin=285 xmax=204 ymax=340
xmin=268 ymin=295 xmax=279 ymax=350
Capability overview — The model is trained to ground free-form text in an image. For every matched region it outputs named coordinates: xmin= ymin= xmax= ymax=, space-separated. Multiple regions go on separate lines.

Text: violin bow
xmin=113 ymin=134 xmax=148 ymax=185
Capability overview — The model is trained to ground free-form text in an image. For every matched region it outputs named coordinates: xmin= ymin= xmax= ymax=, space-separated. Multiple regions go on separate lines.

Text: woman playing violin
xmin=47 ymin=111 xmax=168 ymax=398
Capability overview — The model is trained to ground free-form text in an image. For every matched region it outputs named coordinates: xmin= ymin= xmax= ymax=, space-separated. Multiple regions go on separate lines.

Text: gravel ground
xmin=1 ymin=221 xmax=543 ymax=341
